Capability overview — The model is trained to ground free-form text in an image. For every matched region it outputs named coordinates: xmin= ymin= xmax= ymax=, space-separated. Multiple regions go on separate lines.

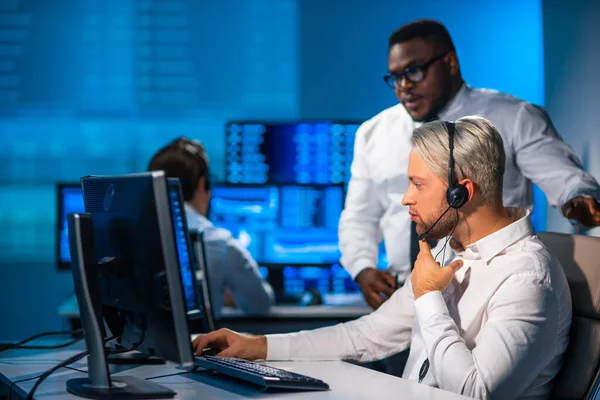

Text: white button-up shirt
xmin=339 ymin=84 xmax=600 ymax=282
xmin=185 ymin=203 xmax=275 ymax=317
xmin=268 ymin=209 xmax=572 ymax=399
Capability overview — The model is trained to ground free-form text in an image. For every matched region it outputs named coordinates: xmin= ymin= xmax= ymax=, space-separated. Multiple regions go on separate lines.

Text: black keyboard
xmin=194 ymin=355 xmax=330 ymax=391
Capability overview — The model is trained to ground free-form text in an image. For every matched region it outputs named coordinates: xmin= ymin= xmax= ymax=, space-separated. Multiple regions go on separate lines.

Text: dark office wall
xmin=297 ymin=0 xmax=545 ymax=120
xmin=542 ymin=0 xmax=600 ymax=236
xmin=0 ymin=0 xmax=548 ymax=341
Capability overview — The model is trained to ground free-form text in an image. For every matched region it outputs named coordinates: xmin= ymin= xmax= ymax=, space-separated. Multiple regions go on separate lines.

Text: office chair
xmin=538 ymin=232 xmax=600 ymax=400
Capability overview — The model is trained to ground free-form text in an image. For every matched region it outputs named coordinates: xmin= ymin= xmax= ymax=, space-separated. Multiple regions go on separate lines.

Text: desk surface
xmin=57 ymin=295 xmax=372 ymax=319
xmin=0 ymin=345 xmax=470 ymax=400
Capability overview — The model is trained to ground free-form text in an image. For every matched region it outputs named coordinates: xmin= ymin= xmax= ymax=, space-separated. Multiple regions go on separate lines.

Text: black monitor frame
xmin=66 ymin=172 xmax=194 ymax=399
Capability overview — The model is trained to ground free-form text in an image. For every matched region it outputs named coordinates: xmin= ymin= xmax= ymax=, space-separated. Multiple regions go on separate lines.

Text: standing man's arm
xmin=513 ymin=103 xmax=600 ymax=228
xmin=339 ymin=123 xmax=395 ymax=309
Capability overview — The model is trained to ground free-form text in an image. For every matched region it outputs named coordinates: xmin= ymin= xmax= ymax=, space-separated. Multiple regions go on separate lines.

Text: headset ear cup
xmin=447 ymin=184 xmax=469 ymax=209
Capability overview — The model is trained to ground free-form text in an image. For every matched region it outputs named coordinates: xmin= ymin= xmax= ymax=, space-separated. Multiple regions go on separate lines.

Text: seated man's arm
xmin=418 ymin=271 xmax=568 ymax=398
xmin=266 ymin=283 xmax=414 ymax=362
xmin=222 ymin=236 xmax=275 ymax=314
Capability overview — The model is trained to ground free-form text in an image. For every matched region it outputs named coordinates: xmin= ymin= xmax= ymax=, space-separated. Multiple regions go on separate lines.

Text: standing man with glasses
xmin=339 ymin=19 xmax=600 ymax=310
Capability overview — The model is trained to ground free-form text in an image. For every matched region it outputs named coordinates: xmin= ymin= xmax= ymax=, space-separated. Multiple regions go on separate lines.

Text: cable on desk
xmin=145 ymin=367 xmax=198 ymax=381
xmin=63 ymin=365 xmax=88 ymax=374
xmin=0 ymin=329 xmax=84 ymax=356
xmin=9 ymin=373 xmax=43 ymax=400
xmin=7 ymin=366 xmax=87 ymax=400
xmin=15 ymin=336 xmax=84 ymax=351
xmin=23 ymin=335 xmax=118 ymax=400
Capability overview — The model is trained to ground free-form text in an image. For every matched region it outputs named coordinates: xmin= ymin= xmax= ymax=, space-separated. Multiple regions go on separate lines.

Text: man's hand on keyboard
xmin=192 ymin=328 xmax=267 ymax=360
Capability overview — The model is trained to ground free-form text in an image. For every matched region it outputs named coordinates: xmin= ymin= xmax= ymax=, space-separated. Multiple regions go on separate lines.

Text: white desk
xmin=57 ymin=296 xmax=373 ymax=335
xmin=0 ymin=346 xmax=470 ymax=400
xmin=57 ymin=297 xmax=372 ymax=320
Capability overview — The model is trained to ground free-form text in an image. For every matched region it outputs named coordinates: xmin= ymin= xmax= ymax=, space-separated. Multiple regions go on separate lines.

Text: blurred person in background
xmin=148 ymin=137 xmax=274 ymax=317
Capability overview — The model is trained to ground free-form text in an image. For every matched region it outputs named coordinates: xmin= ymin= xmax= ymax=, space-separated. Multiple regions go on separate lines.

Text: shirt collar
xmin=437 ymin=83 xmax=471 ymax=121
xmin=452 ymin=208 xmax=534 ymax=264
xmin=184 ymin=202 xmax=213 ymax=228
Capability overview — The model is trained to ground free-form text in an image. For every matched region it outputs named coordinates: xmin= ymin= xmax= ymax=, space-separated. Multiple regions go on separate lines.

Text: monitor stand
xmin=66 ymin=213 xmax=175 ymax=399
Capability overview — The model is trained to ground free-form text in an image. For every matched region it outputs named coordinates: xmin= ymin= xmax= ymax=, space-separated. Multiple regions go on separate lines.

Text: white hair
xmin=411 ymin=116 xmax=506 ymax=202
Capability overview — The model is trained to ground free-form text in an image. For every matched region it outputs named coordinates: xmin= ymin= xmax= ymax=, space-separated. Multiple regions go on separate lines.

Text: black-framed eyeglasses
xmin=383 ymin=52 xmax=449 ymax=89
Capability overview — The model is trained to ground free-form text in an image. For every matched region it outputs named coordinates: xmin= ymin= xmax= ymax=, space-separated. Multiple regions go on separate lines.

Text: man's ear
xmin=446 ymin=52 xmax=460 ymax=76
xmin=459 ymin=179 xmax=475 ymax=203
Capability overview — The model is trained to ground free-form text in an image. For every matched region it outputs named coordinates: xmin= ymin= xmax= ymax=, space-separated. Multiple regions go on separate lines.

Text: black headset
xmin=171 ymin=137 xmax=211 ymax=192
xmin=445 ymin=121 xmax=468 ymax=209
xmin=416 ymin=121 xmax=468 ymax=241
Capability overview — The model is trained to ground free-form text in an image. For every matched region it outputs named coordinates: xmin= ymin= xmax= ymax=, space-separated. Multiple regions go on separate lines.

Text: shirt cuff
xmin=414 ymin=290 xmax=448 ymax=324
xmin=345 ymin=258 xmax=376 ymax=280
xmin=265 ymin=334 xmax=291 ymax=360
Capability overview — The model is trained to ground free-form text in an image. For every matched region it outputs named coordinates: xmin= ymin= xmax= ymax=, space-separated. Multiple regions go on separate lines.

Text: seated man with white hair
xmin=191 ymin=116 xmax=572 ymax=399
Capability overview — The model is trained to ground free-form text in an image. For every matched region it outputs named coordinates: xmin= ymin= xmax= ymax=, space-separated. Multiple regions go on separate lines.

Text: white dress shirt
xmin=184 ymin=203 xmax=275 ymax=317
xmin=339 ymin=84 xmax=600 ymax=282
xmin=268 ymin=209 xmax=572 ymax=399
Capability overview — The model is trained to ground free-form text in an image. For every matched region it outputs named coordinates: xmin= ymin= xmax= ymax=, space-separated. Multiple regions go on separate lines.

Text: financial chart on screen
xmin=219 ymin=121 xmax=394 ymax=301
xmin=209 ymin=184 xmax=342 ymax=264
xmin=224 ymin=122 xmax=360 ymax=185
xmin=209 ymin=183 xmax=388 ymax=299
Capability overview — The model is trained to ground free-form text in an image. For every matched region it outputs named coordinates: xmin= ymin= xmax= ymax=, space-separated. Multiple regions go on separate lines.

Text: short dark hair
xmin=389 ymin=19 xmax=455 ymax=52
xmin=147 ymin=137 xmax=210 ymax=201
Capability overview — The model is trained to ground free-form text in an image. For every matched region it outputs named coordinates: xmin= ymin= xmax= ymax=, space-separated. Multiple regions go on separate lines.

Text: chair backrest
xmin=538 ymin=232 xmax=600 ymax=400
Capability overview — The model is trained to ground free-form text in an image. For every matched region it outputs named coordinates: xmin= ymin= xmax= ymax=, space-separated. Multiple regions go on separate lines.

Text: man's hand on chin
xmin=411 ymin=240 xmax=463 ymax=300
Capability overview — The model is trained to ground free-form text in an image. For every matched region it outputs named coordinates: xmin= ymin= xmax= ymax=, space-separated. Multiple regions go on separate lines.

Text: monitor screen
xmin=209 ymin=183 xmax=388 ymax=268
xmin=265 ymin=263 xmax=360 ymax=295
xmin=225 ymin=121 xmax=360 ymax=185
xmin=209 ymin=184 xmax=344 ymax=264
xmin=57 ymin=181 xmax=201 ymax=315
xmin=167 ymin=178 xmax=201 ymax=315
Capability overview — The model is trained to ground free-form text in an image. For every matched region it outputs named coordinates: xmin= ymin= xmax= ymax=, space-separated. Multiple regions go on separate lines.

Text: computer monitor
xmin=67 ymin=171 xmax=194 ymax=398
xmin=224 ymin=121 xmax=361 ymax=185
xmin=56 ymin=183 xmax=85 ymax=270
xmin=208 ymin=183 xmax=380 ymax=304
xmin=209 ymin=183 xmax=343 ymax=264
xmin=209 ymin=183 xmax=388 ymax=264
xmin=264 ymin=263 xmax=362 ymax=305
xmin=56 ymin=180 xmax=203 ymax=319
xmin=166 ymin=178 xmax=203 ymax=319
